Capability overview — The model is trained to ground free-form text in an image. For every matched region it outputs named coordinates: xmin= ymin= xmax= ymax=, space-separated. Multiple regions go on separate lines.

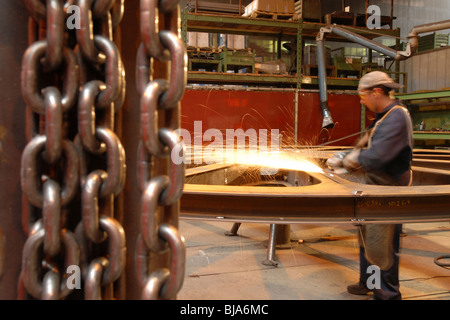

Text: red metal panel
xmin=296 ymin=92 xmax=362 ymax=146
xmin=181 ymin=89 xmax=295 ymax=132
xmin=180 ymin=89 xmax=296 ymax=152
xmin=180 ymin=89 xmax=363 ymax=148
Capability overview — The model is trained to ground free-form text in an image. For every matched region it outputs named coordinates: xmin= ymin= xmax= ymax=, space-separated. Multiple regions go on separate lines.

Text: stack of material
xmin=418 ymin=33 xmax=449 ymax=52
xmin=187 ymin=32 xmax=210 ymax=49
xmin=243 ymin=0 xmax=276 ymax=15
xmin=243 ymin=0 xmax=296 ymax=20
xmin=255 ymin=59 xmax=288 ymax=75
xmin=295 ymin=0 xmax=322 ymax=22
xmin=188 ymin=47 xmax=220 ymax=60
xmin=186 ymin=0 xmax=245 ymax=15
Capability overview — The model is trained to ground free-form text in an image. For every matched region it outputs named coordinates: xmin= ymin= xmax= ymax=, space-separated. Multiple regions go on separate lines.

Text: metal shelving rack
xmin=181 ymin=10 xmax=401 ymax=89
xmin=397 ymin=90 xmax=450 ymax=142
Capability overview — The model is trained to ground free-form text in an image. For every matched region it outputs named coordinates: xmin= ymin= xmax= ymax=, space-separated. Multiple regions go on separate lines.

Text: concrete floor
xmin=177 ymin=220 xmax=450 ymax=300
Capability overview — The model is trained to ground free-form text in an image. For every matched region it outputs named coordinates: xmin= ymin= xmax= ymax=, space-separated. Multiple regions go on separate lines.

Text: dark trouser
xmin=359 ymin=224 xmax=402 ymax=300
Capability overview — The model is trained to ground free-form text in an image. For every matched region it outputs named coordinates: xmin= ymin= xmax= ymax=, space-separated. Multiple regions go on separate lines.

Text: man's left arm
xmin=345 ymin=109 xmax=410 ymax=172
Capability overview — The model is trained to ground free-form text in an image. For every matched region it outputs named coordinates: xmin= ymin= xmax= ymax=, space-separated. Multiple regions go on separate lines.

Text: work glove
xmin=342 ymin=148 xmax=361 ymax=171
xmin=326 ymin=151 xmax=349 ymax=174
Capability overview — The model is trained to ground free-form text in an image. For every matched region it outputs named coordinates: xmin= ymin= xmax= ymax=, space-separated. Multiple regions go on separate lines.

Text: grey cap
xmin=358 ymin=71 xmax=403 ymax=91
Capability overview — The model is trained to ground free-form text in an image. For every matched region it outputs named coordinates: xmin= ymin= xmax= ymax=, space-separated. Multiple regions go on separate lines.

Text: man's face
xmin=358 ymin=89 xmax=377 ymax=112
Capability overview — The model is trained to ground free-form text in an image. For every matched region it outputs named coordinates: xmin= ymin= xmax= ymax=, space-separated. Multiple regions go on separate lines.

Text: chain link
xmin=20 ymin=0 xmax=186 ymax=300
xmin=20 ymin=0 xmax=126 ymax=300
xmin=74 ymin=0 xmax=126 ymax=300
xmin=21 ymin=227 xmax=80 ymax=299
xmin=137 ymin=0 xmax=187 ymax=300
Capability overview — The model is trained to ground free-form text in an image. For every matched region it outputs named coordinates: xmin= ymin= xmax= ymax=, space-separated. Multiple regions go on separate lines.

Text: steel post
xmin=0 ymin=1 xmax=29 ymax=300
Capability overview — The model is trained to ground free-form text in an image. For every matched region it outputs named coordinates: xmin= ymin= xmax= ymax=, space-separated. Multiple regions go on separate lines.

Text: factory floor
xmin=176 ymin=220 xmax=450 ymax=300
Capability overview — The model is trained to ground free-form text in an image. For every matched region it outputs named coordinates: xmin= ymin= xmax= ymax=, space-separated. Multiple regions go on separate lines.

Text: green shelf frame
xmin=413 ymin=132 xmax=450 ymax=140
xmin=186 ymin=71 xmax=360 ymax=87
xmin=395 ymin=90 xmax=450 ymax=142
xmin=396 ymin=90 xmax=450 ymax=101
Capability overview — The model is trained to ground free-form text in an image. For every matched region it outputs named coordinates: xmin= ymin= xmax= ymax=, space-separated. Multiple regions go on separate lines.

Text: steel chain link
xmin=20 ymin=0 xmax=126 ymax=300
xmin=20 ymin=0 xmax=186 ymax=300
xmin=136 ymin=0 xmax=187 ymax=300
xmin=74 ymin=0 xmax=126 ymax=300
xmin=20 ymin=0 xmax=80 ymax=300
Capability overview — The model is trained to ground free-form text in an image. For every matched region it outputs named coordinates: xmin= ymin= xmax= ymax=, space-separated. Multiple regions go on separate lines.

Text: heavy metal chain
xmin=20 ymin=0 xmax=126 ymax=300
xmin=74 ymin=0 xmax=126 ymax=300
xmin=136 ymin=0 xmax=187 ymax=300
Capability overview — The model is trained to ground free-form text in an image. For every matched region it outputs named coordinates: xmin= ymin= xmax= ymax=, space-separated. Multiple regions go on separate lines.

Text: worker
xmin=326 ymin=71 xmax=413 ymax=300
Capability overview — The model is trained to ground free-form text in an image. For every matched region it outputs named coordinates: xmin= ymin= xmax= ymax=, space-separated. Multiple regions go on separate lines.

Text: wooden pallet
xmin=248 ymin=10 xmax=297 ymax=21
xmin=186 ymin=1 xmax=245 ymax=16
xmin=187 ymin=46 xmax=222 ymax=59
xmin=187 ymin=46 xmax=222 ymax=53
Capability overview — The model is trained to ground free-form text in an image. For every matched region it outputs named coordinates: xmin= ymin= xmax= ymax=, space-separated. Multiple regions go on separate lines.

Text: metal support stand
xmin=225 ymin=222 xmax=292 ymax=267
xmin=262 ymin=224 xmax=279 ymax=266
xmin=224 ymin=222 xmax=241 ymax=236
xmin=262 ymin=224 xmax=292 ymax=267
